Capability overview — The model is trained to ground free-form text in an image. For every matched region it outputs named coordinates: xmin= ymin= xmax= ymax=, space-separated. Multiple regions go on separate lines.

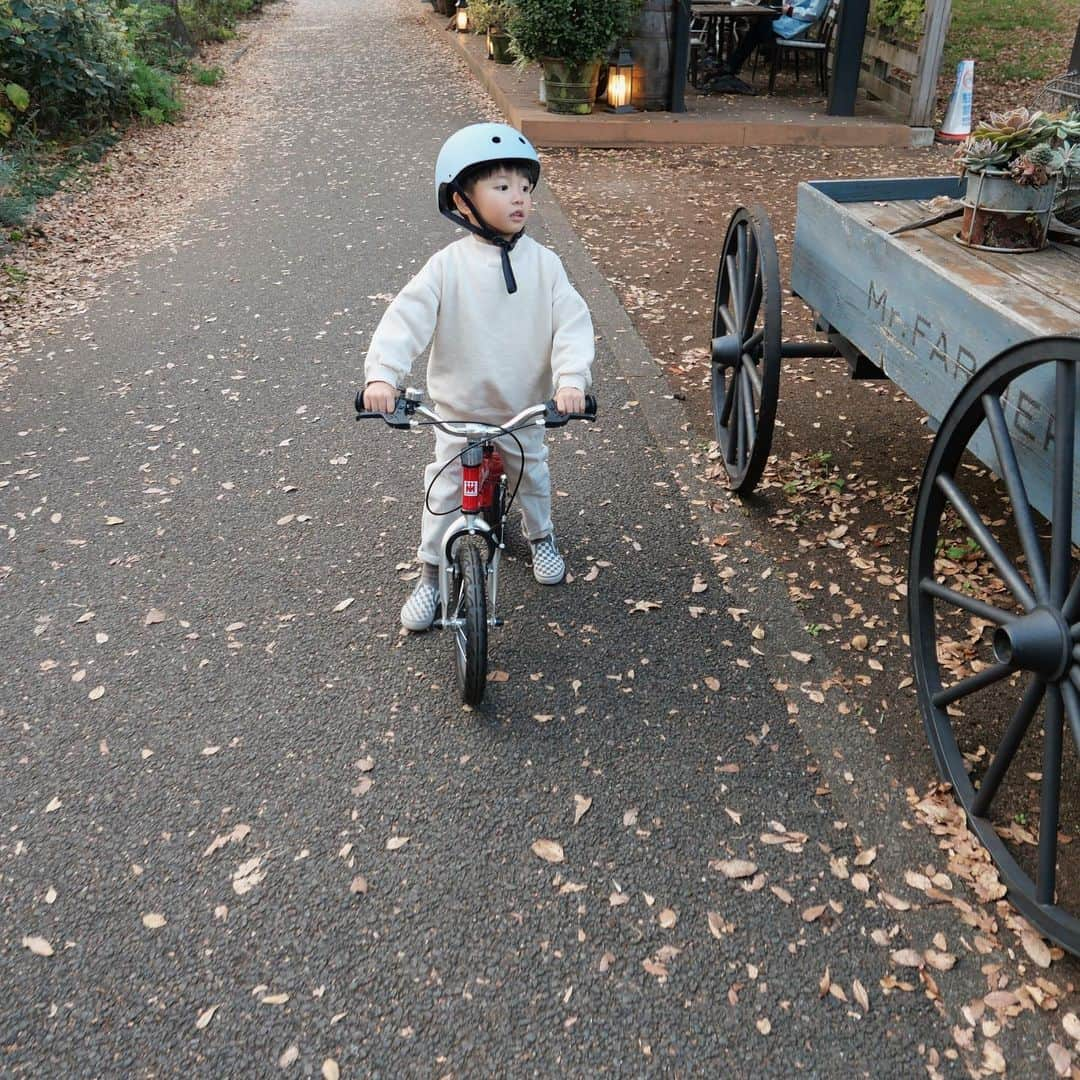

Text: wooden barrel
xmin=627 ymin=0 xmax=674 ymax=111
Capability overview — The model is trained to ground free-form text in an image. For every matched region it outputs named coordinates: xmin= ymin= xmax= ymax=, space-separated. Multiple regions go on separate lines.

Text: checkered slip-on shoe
xmin=400 ymin=580 xmax=440 ymax=631
xmin=530 ymin=534 xmax=566 ymax=585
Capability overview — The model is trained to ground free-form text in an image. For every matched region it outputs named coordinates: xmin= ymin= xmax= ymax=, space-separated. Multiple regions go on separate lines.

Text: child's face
xmin=455 ymin=168 xmax=533 ymax=240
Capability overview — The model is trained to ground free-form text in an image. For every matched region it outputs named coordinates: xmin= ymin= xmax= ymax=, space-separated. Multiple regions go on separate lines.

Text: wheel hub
xmin=991 ymin=605 xmax=1072 ymax=681
xmin=711 ymin=333 xmax=743 ymax=367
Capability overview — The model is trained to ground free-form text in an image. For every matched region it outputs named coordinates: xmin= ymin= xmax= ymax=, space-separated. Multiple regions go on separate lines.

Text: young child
xmin=362 ymin=122 xmax=595 ymax=632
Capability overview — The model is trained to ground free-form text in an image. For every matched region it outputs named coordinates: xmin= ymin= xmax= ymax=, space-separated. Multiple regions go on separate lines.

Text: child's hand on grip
xmin=555 ymin=387 xmax=586 ymax=415
xmin=363 ymin=381 xmax=398 ymax=413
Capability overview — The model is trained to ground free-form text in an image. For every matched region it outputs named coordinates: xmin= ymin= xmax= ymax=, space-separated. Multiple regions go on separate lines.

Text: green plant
xmin=956 ymin=108 xmax=1080 ymax=188
xmin=508 ymin=0 xmax=637 ymax=64
xmin=871 ymin=0 xmax=924 ymax=39
xmin=0 ymin=0 xmax=132 ymax=131
xmin=469 ymin=0 xmax=513 ymax=33
xmin=190 ymin=61 xmax=223 ymax=84
xmin=128 ymin=56 xmax=181 ymax=122
xmin=0 ymin=80 xmax=29 ymax=137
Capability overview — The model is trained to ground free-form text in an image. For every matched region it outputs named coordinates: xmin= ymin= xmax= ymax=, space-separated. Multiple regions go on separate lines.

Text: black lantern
xmin=455 ymin=0 xmax=469 ymax=32
xmin=605 ymin=47 xmax=635 ymax=113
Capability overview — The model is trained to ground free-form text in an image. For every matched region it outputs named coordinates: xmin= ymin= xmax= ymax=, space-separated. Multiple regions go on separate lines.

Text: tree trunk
xmin=1069 ymin=13 xmax=1080 ymax=73
xmin=162 ymin=0 xmax=196 ymax=55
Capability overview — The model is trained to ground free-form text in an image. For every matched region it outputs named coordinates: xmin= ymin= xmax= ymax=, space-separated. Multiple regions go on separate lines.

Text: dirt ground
xmin=543 ymin=142 xmax=1080 ymax=1026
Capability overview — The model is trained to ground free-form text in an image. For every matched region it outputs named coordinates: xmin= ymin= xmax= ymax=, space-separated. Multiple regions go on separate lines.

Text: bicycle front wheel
xmin=452 ymin=542 xmax=488 ymax=706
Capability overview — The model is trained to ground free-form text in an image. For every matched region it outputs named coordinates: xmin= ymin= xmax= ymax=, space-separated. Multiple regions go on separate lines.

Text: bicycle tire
xmin=452 ymin=542 xmax=488 ymax=706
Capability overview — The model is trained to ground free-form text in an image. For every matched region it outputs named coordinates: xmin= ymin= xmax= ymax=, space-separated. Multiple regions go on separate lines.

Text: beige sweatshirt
xmin=364 ymin=234 xmax=594 ymax=424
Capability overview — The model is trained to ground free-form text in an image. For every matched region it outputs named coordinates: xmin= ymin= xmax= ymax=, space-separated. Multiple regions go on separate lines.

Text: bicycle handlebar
xmin=354 ymin=391 xmax=597 ymax=433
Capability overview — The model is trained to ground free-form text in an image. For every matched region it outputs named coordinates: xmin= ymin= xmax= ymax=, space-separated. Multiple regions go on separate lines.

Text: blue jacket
xmin=772 ymin=0 xmax=829 ymax=40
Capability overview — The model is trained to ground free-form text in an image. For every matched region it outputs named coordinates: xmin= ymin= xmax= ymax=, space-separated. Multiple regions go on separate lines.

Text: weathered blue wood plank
xmin=790 ymin=179 xmax=1080 ymax=537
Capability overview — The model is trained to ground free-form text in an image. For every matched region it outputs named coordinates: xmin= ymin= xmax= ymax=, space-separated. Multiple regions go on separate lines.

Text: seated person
xmin=719 ymin=0 xmax=830 ymax=77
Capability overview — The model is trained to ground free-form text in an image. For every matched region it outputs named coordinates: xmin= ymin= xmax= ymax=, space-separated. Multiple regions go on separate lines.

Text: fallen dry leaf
xmin=658 ymin=908 xmax=678 ymax=929
xmin=141 ymin=913 xmax=166 ymax=929
xmin=386 ymin=835 xmax=410 ymax=851
xmin=573 ymin=795 xmax=592 ymax=826
xmin=531 ymin=839 xmax=564 ymax=863
xmin=195 ymin=1004 xmax=219 ymax=1030
xmin=22 ymin=935 xmax=54 ymax=957
xmin=711 ymin=858 xmax=757 ymax=880
xmin=1021 ymin=931 xmax=1052 ymax=969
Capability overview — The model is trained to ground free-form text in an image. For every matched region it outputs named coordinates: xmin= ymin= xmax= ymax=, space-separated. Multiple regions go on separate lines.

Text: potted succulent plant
xmin=508 ymin=0 xmax=636 ymax=114
xmin=954 ymin=107 xmax=1080 ymax=251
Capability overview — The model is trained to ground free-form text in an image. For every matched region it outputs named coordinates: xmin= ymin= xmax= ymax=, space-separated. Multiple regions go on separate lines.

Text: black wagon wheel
xmin=909 ymin=336 xmax=1080 ymax=952
xmin=452 ymin=540 xmax=488 ymax=707
xmin=710 ymin=204 xmax=782 ymax=494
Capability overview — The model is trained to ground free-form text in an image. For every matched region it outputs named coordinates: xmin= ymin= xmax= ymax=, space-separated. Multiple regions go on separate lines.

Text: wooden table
xmin=689 ymin=1 xmax=780 ymax=82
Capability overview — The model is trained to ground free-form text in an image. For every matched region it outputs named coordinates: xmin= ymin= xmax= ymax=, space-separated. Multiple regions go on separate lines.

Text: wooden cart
xmin=710 ymin=177 xmax=1080 ymax=950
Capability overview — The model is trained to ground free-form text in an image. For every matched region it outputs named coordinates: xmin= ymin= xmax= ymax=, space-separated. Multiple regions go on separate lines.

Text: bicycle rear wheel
xmin=452 ymin=542 xmax=488 ymax=706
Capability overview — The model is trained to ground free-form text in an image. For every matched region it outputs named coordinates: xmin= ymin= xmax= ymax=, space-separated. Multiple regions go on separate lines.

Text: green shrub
xmin=469 ymin=0 xmax=513 ymax=34
xmin=0 ymin=80 xmax=29 ymax=137
xmin=179 ymin=0 xmax=261 ymax=43
xmin=0 ymin=0 xmax=134 ymax=130
xmin=508 ymin=0 xmax=636 ymax=63
xmin=870 ymin=0 xmax=925 ymax=40
xmin=128 ymin=56 xmax=181 ymax=121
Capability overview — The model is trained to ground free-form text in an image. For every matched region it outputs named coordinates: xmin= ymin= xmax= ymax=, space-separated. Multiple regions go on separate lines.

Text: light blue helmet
xmin=435 ymin=122 xmax=540 ymax=214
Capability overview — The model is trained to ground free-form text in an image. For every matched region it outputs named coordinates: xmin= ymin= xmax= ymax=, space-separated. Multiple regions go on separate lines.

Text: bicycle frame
xmin=418 ymin=403 xmax=547 ymax=632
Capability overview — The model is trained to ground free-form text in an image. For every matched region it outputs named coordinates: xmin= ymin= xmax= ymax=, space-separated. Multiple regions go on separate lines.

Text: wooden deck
xmin=434 ymin=9 xmax=930 ymax=149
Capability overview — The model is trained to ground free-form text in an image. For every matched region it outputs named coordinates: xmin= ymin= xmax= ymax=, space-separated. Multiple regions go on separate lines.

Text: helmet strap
xmin=441 ymin=184 xmax=523 ymax=295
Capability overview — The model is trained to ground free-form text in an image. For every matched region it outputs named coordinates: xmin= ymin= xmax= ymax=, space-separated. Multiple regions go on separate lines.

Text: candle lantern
xmin=605 ymin=47 xmax=635 ymax=112
xmin=486 ymin=26 xmax=494 ymax=57
xmin=455 ymin=0 xmax=469 ymax=32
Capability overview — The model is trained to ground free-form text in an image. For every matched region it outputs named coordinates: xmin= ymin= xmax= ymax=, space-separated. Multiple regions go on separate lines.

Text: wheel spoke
xmin=931 ymin=660 xmax=1013 ymax=709
xmin=743 ymin=327 xmax=764 ymax=357
xmin=1038 ymin=685 xmax=1064 ymax=905
xmin=717 ymin=302 xmax=737 ymax=336
xmin=726 ymin=253 xmax=742 ymax=321
xmin=742 ymin=355 xmax=763 ymax=399
xmin=972 ymin=677 xmax=1046 ymax=816
xmin=742 ymin=274 xmax=763 ymax=341
xmin=734 ymin=371 xmax=747 ymax=468
xmin=720 ymin=368 xmax=737 ymax=427
xmin=1064 ymin=571 xmax=1080 ymax=624
xmin=739 ymin=360 xmax=758 ymax=447
xmin=919 ymin=576 xmax=1016 ymax=625
xmin=936 ymin=474 xmax=1037 ymax=611
xmin=982 ymin=392 xmax=1050 ymax=603
xmin=1051 ymin=360 xmax=1076 ymax=607
xmin=740 ymin=240 xmax=758 ymax=332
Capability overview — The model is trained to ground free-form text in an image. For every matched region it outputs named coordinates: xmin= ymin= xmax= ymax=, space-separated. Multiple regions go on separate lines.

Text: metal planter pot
xmin=958 ymin=170 xmax=1057 ymax=252
xmin=540 ymin=57 xmax=601 ymax=114
xmin=488 ymin=29 xmax=513 ymax=64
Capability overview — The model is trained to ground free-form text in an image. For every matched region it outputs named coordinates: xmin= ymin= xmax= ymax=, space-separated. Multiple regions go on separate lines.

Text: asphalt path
xmin=0 ymin=0 xmax=989 ymax=1073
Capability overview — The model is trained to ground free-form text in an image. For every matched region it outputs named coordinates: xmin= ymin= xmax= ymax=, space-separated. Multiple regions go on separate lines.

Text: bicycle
xmin=355 ymin=387 xmax=598 ymax=706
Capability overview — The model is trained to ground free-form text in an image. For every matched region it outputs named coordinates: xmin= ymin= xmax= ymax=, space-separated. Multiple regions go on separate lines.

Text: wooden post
xmin=828 ymin=0 xmax=870 ymax=116
xmin=909 ymin=0 xmax=952 ymax=127
xmin=1070 ymin=13 xmax=1080 ymax=72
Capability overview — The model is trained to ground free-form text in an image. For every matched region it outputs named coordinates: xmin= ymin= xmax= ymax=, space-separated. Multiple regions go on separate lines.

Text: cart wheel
xmin=909 ymin=337 xmax=1080 ymax=953
xmin=710 ymin=205 xmax=782 ymax=494
xmin=452 ymin=541 xmax=488 ymax=707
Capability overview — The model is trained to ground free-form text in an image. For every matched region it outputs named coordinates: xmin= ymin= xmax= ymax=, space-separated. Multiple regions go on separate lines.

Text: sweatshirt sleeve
xmin=549 ymin=258 xmax=594 ymax=394
xmin=363 ymin=254 xmax=442 ymax=388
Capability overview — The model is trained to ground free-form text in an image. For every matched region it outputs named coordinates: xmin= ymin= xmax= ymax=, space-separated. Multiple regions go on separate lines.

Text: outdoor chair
xmin=750 ymin=0 xmax=839 ymax=95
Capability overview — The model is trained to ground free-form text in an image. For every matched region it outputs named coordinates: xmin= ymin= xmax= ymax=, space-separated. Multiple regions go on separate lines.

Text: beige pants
xmin=418 ymin=424 xmax=552 ymax=566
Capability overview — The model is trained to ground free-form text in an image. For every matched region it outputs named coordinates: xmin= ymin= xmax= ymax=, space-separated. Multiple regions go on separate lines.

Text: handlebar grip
xmin=354 ymin=391 xmax=412 ymax=428
xmin=544 ymin=393 xmax=598 ymax=427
